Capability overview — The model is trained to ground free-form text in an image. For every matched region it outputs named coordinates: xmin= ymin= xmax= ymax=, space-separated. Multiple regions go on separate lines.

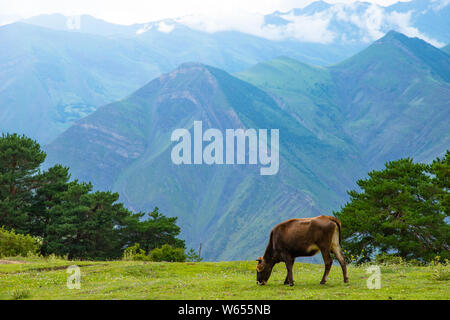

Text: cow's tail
xmin=328 ymin=216 xmax=342 ymax=245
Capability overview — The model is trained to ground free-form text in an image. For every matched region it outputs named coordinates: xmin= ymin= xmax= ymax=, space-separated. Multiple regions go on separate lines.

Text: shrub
xmin=186 ymin=248 xmax=203 ymax=262
xmin=431 ymin=256 xmax=450 ymax=281
xmin=122 ymin=243 xmax=150 ymax=261
xmin=149 ymin=244 xmax=186 ymax=262
xmin=11 ymin=288 xmax=31 ymax=300
xmin=375 ymin=253 xmax=404 ymax=265
xmin=343 ymin=248 xmax=366 ymax=265
xmin=0 ymin=227 xmax=41 ymax=258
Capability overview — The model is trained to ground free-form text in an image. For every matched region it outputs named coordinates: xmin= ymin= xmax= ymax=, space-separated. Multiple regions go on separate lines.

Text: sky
xmin=0 ymin=0 xmax=410 ymax=25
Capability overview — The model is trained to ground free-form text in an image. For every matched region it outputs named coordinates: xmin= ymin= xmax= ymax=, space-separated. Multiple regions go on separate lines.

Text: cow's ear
xmin=256 ymin=258 xmax=264 ymax=272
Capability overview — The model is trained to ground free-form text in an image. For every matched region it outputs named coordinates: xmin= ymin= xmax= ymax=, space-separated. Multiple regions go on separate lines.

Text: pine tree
xmin=44 ymin=181 xmax=132 ymax=259
xmin=335 ymin=157 xmax=450 ymax=263
xmin=0 ymin=133 xmax=46 ymax=233
xmin=124 ymin=207 xmax=185 ymax=253
xmin=430 ymin=150 xmax=449 ymax=216
xmin=0 ymin=133 xmax=187 ymax=260
xmin=28 ymin=165 xmax=71 ymax=240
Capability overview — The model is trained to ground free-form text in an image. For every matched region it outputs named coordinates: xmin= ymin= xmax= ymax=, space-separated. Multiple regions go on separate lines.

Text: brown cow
xmin=256 ymin=216 xmax=349 ymax=286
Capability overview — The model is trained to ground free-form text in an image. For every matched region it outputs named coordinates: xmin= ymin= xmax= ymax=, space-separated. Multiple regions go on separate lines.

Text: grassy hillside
xmin=0 ymin=257 xmax=448 ymax=300
xmin=238 ymin=31 xmax=450 ymax=166
xmin=45 ymin=62 xmax=361 ymax=261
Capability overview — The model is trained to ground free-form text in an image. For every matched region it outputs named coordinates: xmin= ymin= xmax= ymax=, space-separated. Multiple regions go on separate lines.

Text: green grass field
xmin=0 ymin=257 xmax=448 ymax=300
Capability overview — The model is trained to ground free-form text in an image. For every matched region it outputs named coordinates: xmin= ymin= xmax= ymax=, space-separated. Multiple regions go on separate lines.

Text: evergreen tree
xmin=335 ymin=157 xmax=450 ymax=263
xmin=0 ymin=133 xmax=195 ymax=260
xmin=44 ymin=181 xmax=132 ymax=260
xmin=124 ymin=207 xmax=185 ymax=253
xmin=430 ymin=150 xmax=449 ymax=216
xmin=0 ymin=133 xmax=46 ymax=233
xmin=29 ymin=165 xmax=71 ymax=240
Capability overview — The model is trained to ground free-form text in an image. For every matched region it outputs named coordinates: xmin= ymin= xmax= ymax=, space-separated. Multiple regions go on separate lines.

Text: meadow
xmin=0 ymin=257 xmax=448 ymax=300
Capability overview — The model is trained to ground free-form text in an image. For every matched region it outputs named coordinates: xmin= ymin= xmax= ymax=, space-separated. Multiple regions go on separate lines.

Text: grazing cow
xmin=256 ymin=216 xmax=349 ymax=286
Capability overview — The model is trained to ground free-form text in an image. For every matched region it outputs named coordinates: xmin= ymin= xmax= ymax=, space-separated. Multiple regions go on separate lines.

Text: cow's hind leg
xmin=331 ymin=224 xmax=349 ymax=283
xmin=332 ymin=246 xmax=349 ymax=283
xmin=319 ymin=249 xmax=333 ymax=285
xmin=284 ymin=256 xmax=295 ymax=286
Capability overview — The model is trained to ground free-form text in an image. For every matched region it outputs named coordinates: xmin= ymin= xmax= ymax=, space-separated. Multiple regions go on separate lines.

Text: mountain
xmin=443 ymin=44 xmax=450 ymax=54
xmin=0 ymin=22 xmax=166 ymax=143
xmin=0 ymin=22 xmax=165 ymax=143
xmin=22 ymin=14 xmax=140 ymax=36
xmin=264 ymin=0 xmax=449 ymax=47
xmin=330 ymin=31 xmax=450 ymax=166
xmin=0 ymin=18 xmax=363 ymax=144
xmin=8 ymin=1 xmax=447 ymax=144
xmin=236 ymin=57 xmax=349 ymax=148
xmin=19 ymin=1 xmax=450 ymax=48
xmin=238 ymin=31 xmax=450 ymax=168
xmin=45 ymin=31 xmax=449 ymax=260
xmin=20 ymin=13 xmax=361 ymax=67
xmin=45 ymin=62 xmax=365 ymax=261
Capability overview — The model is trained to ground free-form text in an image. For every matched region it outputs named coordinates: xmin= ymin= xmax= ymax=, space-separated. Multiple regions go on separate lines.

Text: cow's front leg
xmin=284 ymin=274 xmax=289 ymax=285
xmin=284 ymin=257 xmax=295 ymax=286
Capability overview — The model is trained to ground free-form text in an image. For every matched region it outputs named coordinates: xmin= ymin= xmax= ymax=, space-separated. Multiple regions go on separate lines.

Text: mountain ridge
xmin=44 ymin=31 xmax=449 ymax=260
xmin=0 ymin=21 xmax=359 ymax=144
xmin=20 ymin=0 xmax=450 ymax=46
xmin=239 ymin=31 xmax=450 ymax=168
xmin=45 ymin=61 xmax=367 ymax=261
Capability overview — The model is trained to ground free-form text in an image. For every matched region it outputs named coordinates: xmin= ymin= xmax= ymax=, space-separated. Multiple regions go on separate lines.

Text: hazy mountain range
xmin=44 ymin=31 xmax=450 ymax=260
xmin=0 ymin=18 xmax=362 ymax=144
xmin=1 ymin=0 xmax=448 ymax=144
xmin=1 ymin=1 xmax=449 ymax=260
xmin=21 ymin=0 xmax=450 ymax=46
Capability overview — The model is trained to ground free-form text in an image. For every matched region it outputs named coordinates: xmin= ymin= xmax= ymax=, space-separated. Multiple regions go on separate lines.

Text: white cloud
xmin=0 ymin=0 xmax=444 ymax=46
xmin=157 ymin=21 xmax=175 ymax=33
xmin=267 ymin=12 xmax=336 ymax=43
xmin=136 ymin=23 xmax=152 ymax=34
xmin=430 ymin=0 xmax=450 ymax=11
xmin=386 ymin=11 xmax=445 ymax=46
xmin=0 ymin=0 xmax=409 ymax=25
xmin=177 ymin=9 xmax=336 ymax=44
xmin=177 ymin=10 xmax=265 ymax=35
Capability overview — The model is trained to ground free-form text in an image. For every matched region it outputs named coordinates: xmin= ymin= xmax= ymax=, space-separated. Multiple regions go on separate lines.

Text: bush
xmin=375 ymin=253 xmax=404 ymax=265
xmin=149 ymin=244 xmax=186 ymax=262
xmin=122 ymin=243 xmax=150 ymax=261
xmin=431 ymin=256 xmax=450 ymax=281
xmin=0 ymin=227 xmax=41 ymax=258
xmin=11 ymin=288 xmax=31 ymax=300
xmin=186 ymin=248 xmax=203 ymax=262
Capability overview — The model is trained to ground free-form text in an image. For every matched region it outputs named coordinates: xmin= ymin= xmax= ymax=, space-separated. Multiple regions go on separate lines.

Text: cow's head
xmin=256 ymin=257 xmax=273 ymax=285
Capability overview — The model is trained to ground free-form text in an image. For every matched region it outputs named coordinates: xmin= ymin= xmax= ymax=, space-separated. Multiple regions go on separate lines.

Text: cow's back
xmin=271 ymin=216 xmax=337 ymax=257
